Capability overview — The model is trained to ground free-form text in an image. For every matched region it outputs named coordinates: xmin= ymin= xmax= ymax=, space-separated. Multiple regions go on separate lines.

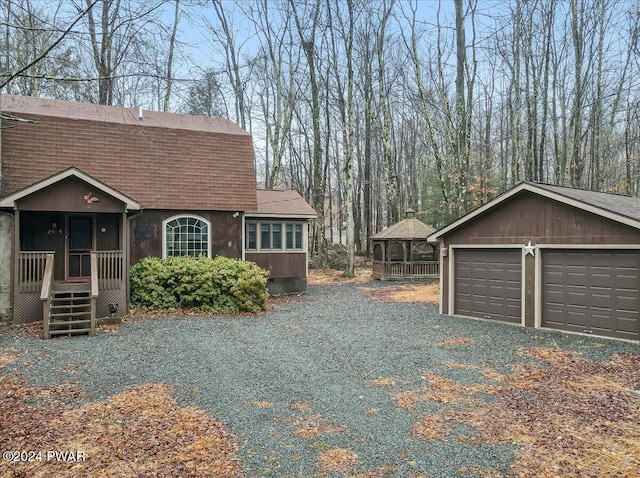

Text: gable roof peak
xmin=0 ymin=166 xmax=142 ymax=211
xmin=428 ymin=181 xmax=640 ymax=241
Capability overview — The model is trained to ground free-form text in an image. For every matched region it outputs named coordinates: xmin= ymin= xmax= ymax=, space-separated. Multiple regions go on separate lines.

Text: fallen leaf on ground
xmin=318 ymin=447 xmax=358 ymax=473
xmin=408 ymin=348 xmax=640 ymax=478
xmin=0 ymin=378 xmax=244 ymax=478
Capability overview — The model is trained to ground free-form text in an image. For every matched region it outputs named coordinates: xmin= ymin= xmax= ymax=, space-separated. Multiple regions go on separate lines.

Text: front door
xmin=68 ymin=216 xmax=93 ymax=279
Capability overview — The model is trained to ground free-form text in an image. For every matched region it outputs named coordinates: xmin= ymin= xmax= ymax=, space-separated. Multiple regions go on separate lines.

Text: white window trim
xmin=244 ymin=220 xmax=306 ymax=252
xmin=260 ymin=222 xmax=283 ymax=251
xmin=162 ymin=214 xmax=212 ymax=259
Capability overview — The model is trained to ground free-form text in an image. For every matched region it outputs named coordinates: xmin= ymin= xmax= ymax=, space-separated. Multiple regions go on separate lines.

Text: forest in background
xmin=2 ymin=0 xmax=640 ymax=266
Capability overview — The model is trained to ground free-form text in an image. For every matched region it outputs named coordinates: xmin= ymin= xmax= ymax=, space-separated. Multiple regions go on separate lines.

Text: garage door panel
xmin=618 ymin=317 xmax=640 ymax=334
xmin=455 ymin=249 xmax=522 ymax=324
xmin=588 ymin=294 xmax=611 ymax=309
xmin=589 ymin=275 xmax=611 ymax=288
xmin=543 ymin=250 xmax=640 ymax=340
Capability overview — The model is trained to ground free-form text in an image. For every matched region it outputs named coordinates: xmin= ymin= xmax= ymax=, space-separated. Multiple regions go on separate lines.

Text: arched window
xmin=373 ymin=243 xmax=383 ymax=261
xmin=163 ymin=215 xmax=210 ymax=258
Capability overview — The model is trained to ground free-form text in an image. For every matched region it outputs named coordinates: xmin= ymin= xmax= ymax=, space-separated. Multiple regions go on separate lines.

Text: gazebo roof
xmin=370 ymin=211 xmax=435 ymax=240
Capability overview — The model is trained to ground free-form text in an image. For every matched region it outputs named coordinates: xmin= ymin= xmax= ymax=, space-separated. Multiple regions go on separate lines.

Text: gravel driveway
xmin=2 ymin=282 xmax=639 ymax=477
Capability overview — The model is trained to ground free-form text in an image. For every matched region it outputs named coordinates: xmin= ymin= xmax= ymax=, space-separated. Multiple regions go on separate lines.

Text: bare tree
xmin=0 ymin=0 xmax=97 ymax=95
xmin=210 ymin=0 xmax=246 ymax=129
xmin=245 ymin=0 xmax=299 ymax=189
xmin=163 ymin=0 xmax=180 ymax=111
xmin=83 ymin=0 xmax=166 ymax=105
xmin=327 ymin=0 xmax=356 ymax=274
xmin=374 ymin=0 xmax=399 ymax=225
xmin=290 ymin=0 xmax=327 ymax=265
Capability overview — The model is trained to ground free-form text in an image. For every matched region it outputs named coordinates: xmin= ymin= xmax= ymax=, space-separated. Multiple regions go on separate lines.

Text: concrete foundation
xmin=267 ymin=277 xmax=307 ymax=295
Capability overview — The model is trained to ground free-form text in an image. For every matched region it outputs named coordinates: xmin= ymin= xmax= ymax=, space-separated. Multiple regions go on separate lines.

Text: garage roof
xmin=428 ymin=181 xmax=640 ymax=241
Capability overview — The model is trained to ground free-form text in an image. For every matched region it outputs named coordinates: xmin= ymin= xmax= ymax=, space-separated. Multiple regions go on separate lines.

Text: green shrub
xmin=130 ymin=256 xmax=269 ymax=314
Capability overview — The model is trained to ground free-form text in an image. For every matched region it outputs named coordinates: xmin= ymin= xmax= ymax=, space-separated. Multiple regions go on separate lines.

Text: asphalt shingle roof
xmin=529 ymin=181 xmax=640 ymax=223
xmin=251 ymin=190 xmax=316 ymax=217
xmin=370 ymin=217 xmax=435 ymax=240
xmin=0 ymin=94 xmax=258 ymax=211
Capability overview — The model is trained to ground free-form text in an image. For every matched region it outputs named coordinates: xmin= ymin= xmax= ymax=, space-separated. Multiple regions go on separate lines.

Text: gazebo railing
xmin=373 ymin=260 xmax=439 ymax=278
xmin=411 ymin=261 xmax=439 ymax=276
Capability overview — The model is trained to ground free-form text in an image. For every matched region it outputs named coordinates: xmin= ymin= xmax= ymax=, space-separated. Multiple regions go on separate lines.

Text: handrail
xmin=90 ymin=254 xmax=99 ymax=299
xmin=90 ymin=254 xmax=98 ymax=337
xmin=40 ymin=253 xmax=55 ymax=340
xmin=40 ymin=254 xmax=55 ymax=301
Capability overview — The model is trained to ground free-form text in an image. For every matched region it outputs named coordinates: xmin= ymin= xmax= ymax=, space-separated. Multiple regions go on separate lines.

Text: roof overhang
xmin=244 ymin=212 xmax=317 ymax=220
xmin=427 ymin=182 xmax=640 ymax=241
xmin=0 ymin=167 xmax=142 ymax=211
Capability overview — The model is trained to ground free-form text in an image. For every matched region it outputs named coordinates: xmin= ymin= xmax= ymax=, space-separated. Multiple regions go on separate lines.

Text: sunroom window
xmin=245 ymin=221 xmax=304 ymax=251
xmin=164 ymin=215 xmax=210 ymax=257
xmin=286 ymin=223 xmax=303 ymax=250
xmin=260 ymin=223 xmax=282 ymax=250
xmin=246 ymin=222 xmax=257 ymax=250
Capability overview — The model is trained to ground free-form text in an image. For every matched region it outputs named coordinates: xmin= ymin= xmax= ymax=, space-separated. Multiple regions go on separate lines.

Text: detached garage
xmin=428 ymin=182 xmax=640 ymax=341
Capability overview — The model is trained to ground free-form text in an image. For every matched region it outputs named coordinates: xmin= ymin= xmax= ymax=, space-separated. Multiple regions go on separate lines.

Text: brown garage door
xmin=455 ymin=249 xmax=522 ymax=323
xmin=543 ymin=250 xmax=640 ymax=340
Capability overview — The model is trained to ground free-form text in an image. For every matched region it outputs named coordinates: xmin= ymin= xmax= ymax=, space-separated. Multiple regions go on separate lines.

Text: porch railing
xmin=17 ymin=251 xmax=54 ymax=293
xmin=373 ymin=260 xmax=439 ymax=278
xmin=411 ymin=261 xmax=439 ymax=277
xmin=91 ymin=251 xmax=124 ymax=290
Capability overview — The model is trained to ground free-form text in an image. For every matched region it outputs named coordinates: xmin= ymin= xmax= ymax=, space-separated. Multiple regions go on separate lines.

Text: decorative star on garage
xmin=523 ymin=240 xmax=536 ymax=256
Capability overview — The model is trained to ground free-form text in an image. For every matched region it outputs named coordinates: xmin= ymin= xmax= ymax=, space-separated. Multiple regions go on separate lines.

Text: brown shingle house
xmin=0 ymin=94 xmax=315 ymax=333
xmin=428 ymin=182 xmax=640 ymax=341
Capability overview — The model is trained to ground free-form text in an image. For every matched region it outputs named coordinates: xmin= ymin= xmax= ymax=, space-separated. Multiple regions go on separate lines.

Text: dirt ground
xmin=308 ymin=266 xmax=439 ymax=305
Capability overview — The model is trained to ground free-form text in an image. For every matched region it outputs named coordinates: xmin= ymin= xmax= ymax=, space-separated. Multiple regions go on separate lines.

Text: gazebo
xmin=370 ymin=209 xmax=439 ymax=280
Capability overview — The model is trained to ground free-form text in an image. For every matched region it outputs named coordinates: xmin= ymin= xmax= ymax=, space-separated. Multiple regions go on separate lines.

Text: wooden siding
xmin=20 ymin=212 xmax=65 ymax=280
xmin=439 ymin=191 xmax=640 ymax=323
xmin=444 ymin=191 xmax=640 ymax=245
xmin=245 ymin=252 xmax=307 ymax=279
xmin=524 ymin=253 xmax=535 ymax=327
xmin=96 ymin=214 xmax=121 ymax=251
xmin=129 ymin=210 xmax=242 ymax=265
xmin=16 ymin=177 xmax=126 ymax=213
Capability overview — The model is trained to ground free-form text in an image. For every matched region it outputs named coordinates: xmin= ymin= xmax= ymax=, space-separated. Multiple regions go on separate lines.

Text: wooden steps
xmin=44 ymin=281 xmax=95 ymax=338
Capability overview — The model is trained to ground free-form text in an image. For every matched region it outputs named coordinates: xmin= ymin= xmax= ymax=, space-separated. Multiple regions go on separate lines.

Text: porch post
xmin=123 ymin=212 xmax=130 ymax=314
xmin=0 ymin=211 xmax=13 ymax=319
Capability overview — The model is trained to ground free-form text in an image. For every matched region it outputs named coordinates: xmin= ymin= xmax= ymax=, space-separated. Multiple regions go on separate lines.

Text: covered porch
xmin=17 ymin=249 xmax=125 ymax=336
xmin=1 ymin=168 xmax=141 ymax=336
